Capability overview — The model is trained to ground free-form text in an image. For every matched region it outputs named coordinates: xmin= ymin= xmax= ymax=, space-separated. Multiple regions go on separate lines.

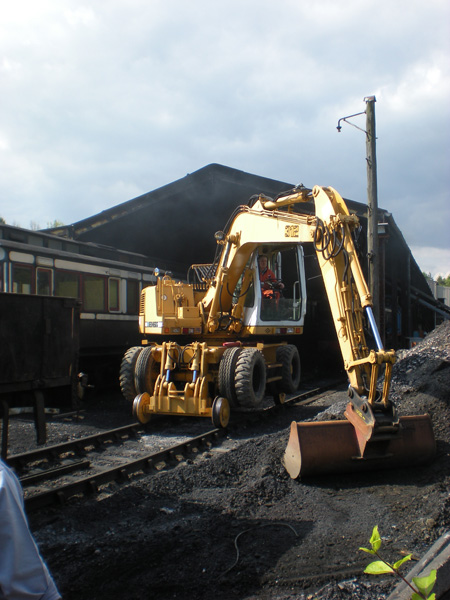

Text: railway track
xmin=22 ymin=428 xmax=225 ymax=512
xmin=7 ymin=380 xmax=344 ymax=512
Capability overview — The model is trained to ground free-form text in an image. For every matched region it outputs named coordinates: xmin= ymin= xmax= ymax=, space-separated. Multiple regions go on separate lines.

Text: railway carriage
xmin=0 ymin=223 xmax=183 ymax=386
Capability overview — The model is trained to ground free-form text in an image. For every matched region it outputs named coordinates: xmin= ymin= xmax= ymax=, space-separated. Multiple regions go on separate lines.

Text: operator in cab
xmin=258 ymin=254 xmax=284 ymax=299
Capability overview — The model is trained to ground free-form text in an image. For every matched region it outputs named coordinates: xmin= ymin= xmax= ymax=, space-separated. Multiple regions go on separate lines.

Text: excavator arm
xmin=278 ymin=186 xmax=435 ymax=477
xmin=292 ymin=186 xmax=399 ymax=458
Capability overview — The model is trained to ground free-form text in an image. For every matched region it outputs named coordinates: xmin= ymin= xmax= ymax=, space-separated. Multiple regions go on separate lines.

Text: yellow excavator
xmin=120 ymin=185 xmax=435 ymax=476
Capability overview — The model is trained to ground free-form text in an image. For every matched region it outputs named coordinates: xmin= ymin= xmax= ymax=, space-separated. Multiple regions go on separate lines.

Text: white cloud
xmin=0 ymin=0 xmax=448 ymax=260
xmin=64 ymin=7 xmax=96 ymax=28
xmin=379 ymin=54 xmax=450 ymax=118
xmin=410 ymin=246 xmax=450 ymax=279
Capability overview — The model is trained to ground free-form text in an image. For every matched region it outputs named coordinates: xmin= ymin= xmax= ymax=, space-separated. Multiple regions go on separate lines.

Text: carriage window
xmin=83 ymin=274 xmax=105 ymax=312
xmin=12 ymin=264 xmax=33 ymax=294
xmin=109 ymin=278 xmax=120 ymax=311
xmin=37 ymin=268 xmax=52 ymax=295
xmin=127 ymin=280 xmax=139 ymax=314
xmin=55 ymin=270 xmax=80 ymax=299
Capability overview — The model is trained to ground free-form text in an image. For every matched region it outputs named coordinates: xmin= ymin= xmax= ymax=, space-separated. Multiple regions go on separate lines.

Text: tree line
xmin=423 ymin=272 xmax=450 ymax=287
xmin=0 ymin=217 xmax=64 ymax=229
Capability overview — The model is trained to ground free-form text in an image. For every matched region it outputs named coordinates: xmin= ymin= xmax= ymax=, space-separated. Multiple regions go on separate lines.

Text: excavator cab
xmin=239 ymin=245 xmax=307 ymax=333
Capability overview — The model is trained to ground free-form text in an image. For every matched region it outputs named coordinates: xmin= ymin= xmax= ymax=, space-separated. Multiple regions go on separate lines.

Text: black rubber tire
xmin=276 ymin=344 xmax=301 ymax=394
xmin=234 ymin=348 xmax=266 ymax=408
xmin=134 ymin=346 xmax=158 ymax=395
xmin=211 ymin=396 xmax=230 ymax=428
xmin=119 ymin=346 xmax=143 ymax=402
xmin=218 ymin=346 xmax=242 ymax=407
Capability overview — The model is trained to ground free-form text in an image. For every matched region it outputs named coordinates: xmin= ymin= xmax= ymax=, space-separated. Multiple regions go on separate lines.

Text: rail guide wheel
xmin=133 ymin=392 xmax=152 ymax=424
xmin=211 ymin=396 xmax=230 ymax=428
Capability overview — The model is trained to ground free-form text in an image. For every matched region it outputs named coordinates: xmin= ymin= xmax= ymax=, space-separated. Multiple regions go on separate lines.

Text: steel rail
xmin=6 ymin=423 xmax=143 ymax=472
xmin=20 ymin=459 xmax=91 ymax=485
xmin=255 ymin=380 xmax=345 ymax=420
xmin=285 ymin=379 xmax=346 ymax=406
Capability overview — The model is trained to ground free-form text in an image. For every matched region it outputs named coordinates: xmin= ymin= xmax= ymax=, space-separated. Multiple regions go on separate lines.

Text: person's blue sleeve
xmin=0 ymin=462 xmax=61 ymax=600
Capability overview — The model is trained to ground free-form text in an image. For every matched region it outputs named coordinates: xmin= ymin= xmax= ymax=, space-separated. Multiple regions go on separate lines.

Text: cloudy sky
xmin=1 ymin=0 xmax=449 ymax=277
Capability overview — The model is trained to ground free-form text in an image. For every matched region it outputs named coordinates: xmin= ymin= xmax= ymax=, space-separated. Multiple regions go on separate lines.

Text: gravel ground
xmin=7 ymin=320 xmax=450 ymax=599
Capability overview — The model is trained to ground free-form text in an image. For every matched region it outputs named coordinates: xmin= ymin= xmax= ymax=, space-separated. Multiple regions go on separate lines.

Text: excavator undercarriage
xmin=122 ymin=339 xmax=299 ymax=428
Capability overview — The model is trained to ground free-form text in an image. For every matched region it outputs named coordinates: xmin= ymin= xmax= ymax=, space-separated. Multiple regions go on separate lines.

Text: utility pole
xmin=365 ymin=96 xmax=379 ymax=328
xmin=337 ymin=96 xmax=383 ymax=342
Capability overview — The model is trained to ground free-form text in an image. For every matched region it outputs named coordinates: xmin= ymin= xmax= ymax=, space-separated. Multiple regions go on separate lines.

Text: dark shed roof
xmin=48 ymin=163 xmax=366 ymax=270
xmin=47 ymin=163 xmax=448 ymax=343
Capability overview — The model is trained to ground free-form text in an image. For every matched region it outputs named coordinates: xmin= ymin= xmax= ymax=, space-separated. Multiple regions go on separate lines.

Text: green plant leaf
xmin=369 ymin=525 xmax=382 ymax=553
xmin=392 ymin=554 xmax=412 ymax=570
xmin=359 ymin=546 xmax=376 ymax=555
xmin=412 ymin=569 xmax=437 ymax=597
xmin=411 ymin=594 xmax=435 ymax=600
xmin=364 ymin=560 xmax=394 ymax=575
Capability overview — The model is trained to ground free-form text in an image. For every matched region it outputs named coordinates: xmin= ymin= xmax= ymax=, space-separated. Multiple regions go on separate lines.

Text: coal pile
xmin=28 ymin=321 xmax=450 ymax=600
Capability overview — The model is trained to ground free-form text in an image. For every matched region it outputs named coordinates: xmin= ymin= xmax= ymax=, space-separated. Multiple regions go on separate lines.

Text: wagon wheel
xmin=119 ymin=346 xmax=143 ymax=402
xmin=276 ymin=344 xmax=301 ymax=394
xmin=211 ymin=396 xmax=230 ymax=428
xmin=218 ymin=346 xmax=242 ymax=407
xmin=134 ymin=345 xmax=159 ymax=395
xmin=234 ymin=348 xmax=266 ymax=408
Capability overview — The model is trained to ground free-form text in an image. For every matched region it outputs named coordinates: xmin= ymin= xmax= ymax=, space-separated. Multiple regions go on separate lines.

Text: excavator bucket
xmin=283 ymin=413 xmax=436 ymax=479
